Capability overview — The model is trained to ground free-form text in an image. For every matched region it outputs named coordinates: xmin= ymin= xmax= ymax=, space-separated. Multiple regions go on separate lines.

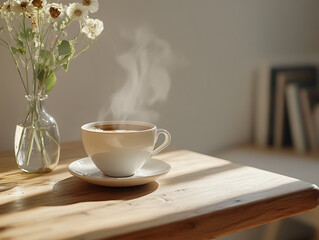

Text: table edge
xmin=105 ymin=185 xmax=319 ymax=240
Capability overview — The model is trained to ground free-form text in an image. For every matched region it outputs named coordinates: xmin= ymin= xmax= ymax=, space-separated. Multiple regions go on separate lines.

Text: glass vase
xmin=14 ymin=95 xmax=60 ymax=173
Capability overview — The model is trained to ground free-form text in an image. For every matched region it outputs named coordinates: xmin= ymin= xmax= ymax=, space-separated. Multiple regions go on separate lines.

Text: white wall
xmin=1 ymin=0 xmax=319 ymax=154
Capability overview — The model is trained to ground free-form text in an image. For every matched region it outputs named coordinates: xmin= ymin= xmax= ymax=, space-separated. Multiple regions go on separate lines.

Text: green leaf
xmin=40 ymin=49 xmax=50 ymax=59
xmin=0 ymin=27 xmax=4 ymax=33
xmin=11 ymin=47 xmax=19 ymax=54
xmin=11 ymin=47 xmax=25 ymax=55
xmin=20 ymin=28 xmax=34 ymax=40
xmin=19 ymin=48 xmax=26 ymax=55
xmin=61 ymin=55 xmax=73 ymax=71
xmin=40 ymin=50 xmax=55 ymax=66
xmin=45 ymin=72 xmax=57 ymax=93
xmin=57 ymin=40 xmax=74 ymax=72
xmin=16 ymin=39 xmax=24 ymax=48
xmin=58 ymin=40 xmax=72 ymax=56
xmin=37 ymin=67 xmax=46 ymax=83
xmin=62 ymin=63 xmax=68 ymax=71
xmin=62 ymin=62 xmax=69 ymax=72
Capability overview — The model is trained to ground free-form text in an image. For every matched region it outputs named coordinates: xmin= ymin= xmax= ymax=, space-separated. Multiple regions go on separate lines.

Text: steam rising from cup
xmin=98 ymin=28 xmax=175 ymax=122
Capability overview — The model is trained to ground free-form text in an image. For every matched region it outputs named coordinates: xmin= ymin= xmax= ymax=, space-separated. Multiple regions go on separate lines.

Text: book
xmin=313 ymin=104 xmax=319 ymax=149
xmin=300 ymin=88 xmax=319 ymax=151
xmin=268 ymin=66 xmax=317 ymax=146
xmin=273 ymin=71 xmax=317 ymax=147
xmin=286 ymin=84 xmax=308 ymax=152
xmin=254 ymin=64 xmax=270 ymax=146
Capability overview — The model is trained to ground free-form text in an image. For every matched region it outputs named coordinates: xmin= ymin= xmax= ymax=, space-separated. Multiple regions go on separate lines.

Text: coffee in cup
xmin=81 ymin=121 xmax=171 ymax=177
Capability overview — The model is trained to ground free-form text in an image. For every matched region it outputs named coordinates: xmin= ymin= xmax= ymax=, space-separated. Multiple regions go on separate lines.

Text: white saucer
xmin=68 ymin=157 xmax=171 ymax=187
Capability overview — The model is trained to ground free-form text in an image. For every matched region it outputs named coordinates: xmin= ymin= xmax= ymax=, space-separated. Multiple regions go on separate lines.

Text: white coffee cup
xmin=81 ymin=121 xmax=171 ymax=177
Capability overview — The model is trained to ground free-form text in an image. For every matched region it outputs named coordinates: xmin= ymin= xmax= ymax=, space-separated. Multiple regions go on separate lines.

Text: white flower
xmin=0 ymin=1 xmax=13 ymax=18
xmin=82 ymin=0 xmax=98 ymax=13
xmin=11 ymin=0 xmax=35 ymax=15
xmin=66 ymin=3 xmax=88 ymax=21
xmin=44 ymin=3 xmax=64 ymax=19
xmin=81 ymin=18 xmax=103 ymax=40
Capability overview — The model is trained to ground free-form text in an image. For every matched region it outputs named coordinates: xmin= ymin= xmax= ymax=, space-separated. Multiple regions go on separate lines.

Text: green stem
xmin=26 ymin=103 xmax=38 ymax=165
xmin=35 ymin=102 xmax=51 ymax=167
xmin=35 ymin=127 xmax=51 ymax=167
xmin=45 ymin=131 xmax=59 ymax=146
xmin=72 ymin=42 xmax=92 ymax=60
xmin=22 ymin=14 xmax=36 ymax=94
xmin=0 ymin=38 xmax=8 ymax=47
xmin=49 ymin=42 xmax=93 ymax=75
xmin=8 ymin=46 xmax=29 ymax=95
xmin=37 ymin=10 xmax=41 ymax=41
xmin=16 ymin=125 xmax=25 ymax=157
xmin=49 ymin=19 xmax=71 ymax=52
xmin=50 ymin=30 xmax=64 ymax=52
xmin=24 ymin=59 xmax=30 ymax=93
xmin=26 ymin=126 xmax=35 ymax=165
xmin=16 ymin=110 xmax=31 ymax=157
xmin=37 ymin=112 xmax=50 ymax=166
xmin=33 ymin=130 xmax=42 ymax=152
xmin=0 ymin=38 xmax=28 ymax=94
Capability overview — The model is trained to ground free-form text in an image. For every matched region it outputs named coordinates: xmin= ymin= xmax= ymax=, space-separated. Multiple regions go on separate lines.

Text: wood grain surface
xmin=0 ymin=141 xmax=318 ymax=240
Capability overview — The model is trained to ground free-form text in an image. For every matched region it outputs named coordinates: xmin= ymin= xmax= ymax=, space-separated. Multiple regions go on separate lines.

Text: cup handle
xmin=151 ymin=128 xmax=171 ymax=156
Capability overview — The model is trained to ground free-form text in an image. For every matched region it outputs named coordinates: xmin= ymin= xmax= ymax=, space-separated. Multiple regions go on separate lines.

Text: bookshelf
xmin=254 ymin=65 xmax=319 ymax=153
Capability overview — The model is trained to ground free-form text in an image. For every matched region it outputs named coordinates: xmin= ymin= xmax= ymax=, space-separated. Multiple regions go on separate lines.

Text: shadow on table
xmin=54 ymin=177 xmax=159 ymax=203
xmin=0 ymin=177 xmax=158 ymax=214
xmin=0 ymin=171 xmax=48 ymax=194
xmin=0 ymin=183 xmax=17 ymax=193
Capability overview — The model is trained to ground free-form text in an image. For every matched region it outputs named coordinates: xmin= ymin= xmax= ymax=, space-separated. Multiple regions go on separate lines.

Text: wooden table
xmin=0 ymin=142 xmax=318 ymax=240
